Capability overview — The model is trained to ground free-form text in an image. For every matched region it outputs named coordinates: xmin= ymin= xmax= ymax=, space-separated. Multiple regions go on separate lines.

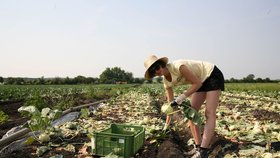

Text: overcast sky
xmin=0 ymin=0 xmax=279 ymax=79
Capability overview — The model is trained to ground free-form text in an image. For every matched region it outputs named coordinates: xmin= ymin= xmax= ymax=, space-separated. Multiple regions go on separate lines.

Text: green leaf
xmin=80 ymin=108 xmax=90 ymax=118
xmin=49 ymin=109 xmax=62 ymax=120
xmin=187 ymin=109 xmax=196 ymax=119
xmin=181 ymin=103 xmax=203 ymax=126
xmin=24 ymin=136 xmax=35 ymax=145
xmin=193 ymin=114 xmax=202 ymax=125
xmin=36 ymin=146 xmax=51 ymax=157
xmin=18 ymin=106 xmax=40 ymax=116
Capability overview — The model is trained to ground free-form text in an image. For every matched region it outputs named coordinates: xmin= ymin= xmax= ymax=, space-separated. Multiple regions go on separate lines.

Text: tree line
xmin=225 ymin=74 xmax=279 ymax=83
xmin=0 ymin=67 xmax=145 ymax=85
xmin=0 ymin=69 xmax=278 ymax=85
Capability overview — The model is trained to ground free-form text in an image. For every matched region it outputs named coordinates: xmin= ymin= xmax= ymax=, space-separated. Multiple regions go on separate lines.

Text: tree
xmin=255 ymin=78 xmax=263 ymax=83
xmin=264 ymin=77 xmax=271 ymax=82
xmin=144 ymin=79 xmax=152 ymax=84
xmin=5 ymin=77 xmax=24 ymax=85
xmin=0 ymin=76 xmax=3 ymax=83
xmin=228 ymin=77 xmax=239 ymax=83
xmin=64 ymin=77 xmax=73 ymax=84
xmin=73 ymin=75 xmax=87 ymax=84
xmin=99 ymin=67 xmax=133 ymax=84
xmin=33 ymin=76 xmax=46 ymax=85
xmin=86 ymin=77 xmax=99 ymax=84
xmin=132 ymin=77 xmax=145 ymax=84
xmin=243 ymin=74 xmax=255 ymax=82
xmin=50 ymin=77 xmax=64 ymax=84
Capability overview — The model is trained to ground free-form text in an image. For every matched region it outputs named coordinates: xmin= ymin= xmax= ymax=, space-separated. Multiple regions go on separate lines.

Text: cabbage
xmin=143 ymin=116 xmax=150 ymax=124
xmin=252 ymin=121 xmax=262 ymax=134
xmin=38 ymin=133 xmax=50 ymax=143
xmin=161 ymin=103 xmax=173 ymax=115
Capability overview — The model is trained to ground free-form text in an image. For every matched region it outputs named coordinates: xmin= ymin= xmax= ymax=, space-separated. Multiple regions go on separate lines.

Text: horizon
xmin=0 ymin=74 xmax=278 ymax=81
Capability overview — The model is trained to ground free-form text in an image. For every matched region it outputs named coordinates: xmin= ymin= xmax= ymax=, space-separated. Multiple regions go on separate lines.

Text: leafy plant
xmin=161 ymin=100 xmax=203 ymax=126
xmin=24 ymin=91 xmax=48 ymax=111
xmin=80 ymin=108 xmax=90 ymax=118
xmin=0 ymin=110 xmax=9 ymax=123
xmin=180 ymin=100 xmax=203 ymax=126
xmin=18 ymin=105 xmax=62 ymax=143
xmin=148 ymin=129 xmax=170 ymax=147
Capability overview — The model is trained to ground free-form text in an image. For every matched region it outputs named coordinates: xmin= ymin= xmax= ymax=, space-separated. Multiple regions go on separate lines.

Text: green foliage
xmin=1 ymin=83 xmax=277 ymax=157
xmin=18 ymin=106 xmax=62 ymax=144
xmin=53 ymin=94 xmax=78 ymax=111
xmin=225 ymin=83 xmax=280 ymax=92
xmin=99 ymin=67 xmax=133 ymax=84
xmin=225 ymin=74 xmax=278 ymax=83
xmin=24 ymin=91 xmax=48 ymax=111
xmin=180 ymin=101 xmax=203 ymax=126
xmin=0 ymin=85 xmax=131 ymax=113
xmin=0 ymin=76 xmax=3 ymax=83
xmin=148 ymin=129 xmax=170 ymax=147
xmin=36 ymin=146 xmax=51 ymax=157
xmin=85 ymin=87 xmax=111 ymax=99
xmin=73 ymin=75 xmax=98 ymax=84
xmin=140 ymin=84 xmax=165 ymax=96
xmin=5 ymin=77 xmax=24 ymax=85
xmin=18 ymin=106 xmax=62 ymax=132
xmin=80 ymin=108 xmax=90 ymax=118
xmin=0 ymin=110 xmax=9 ymax=123
xmin=85 ymin=85 xmax=130 ymax=100
xmin=243 ymin=74 xmax=255 ymax=82
xmin=0 ymin=85 xmax=34 ymax=102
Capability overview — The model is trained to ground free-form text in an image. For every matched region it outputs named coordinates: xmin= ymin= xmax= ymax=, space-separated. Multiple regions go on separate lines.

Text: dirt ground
xmin=0 ymin=101 xmax=28 ymax=138
xmin=0 ymin=101 xmax=193 ymax=158
xmin=1 ymin=101 xmax=279 ymax=158
xmin=0 ymin=101 xmax=230 ymax=158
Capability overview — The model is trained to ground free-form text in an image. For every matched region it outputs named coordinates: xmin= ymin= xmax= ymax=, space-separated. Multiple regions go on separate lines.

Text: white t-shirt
xmin=163 ymin=60 xmax=214 ymax=88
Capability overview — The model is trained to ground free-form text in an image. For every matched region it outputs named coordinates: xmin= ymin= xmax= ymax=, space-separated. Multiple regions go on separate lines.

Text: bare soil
xmin=1 ymin=101 xmax=279 ymax=158
xmin=0 ymin=101 xmax=28 ymax=138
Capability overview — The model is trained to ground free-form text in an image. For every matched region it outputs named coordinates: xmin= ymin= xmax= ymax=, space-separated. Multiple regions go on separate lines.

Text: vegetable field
xmin=0 ymin=83 xmax=279 ymax=158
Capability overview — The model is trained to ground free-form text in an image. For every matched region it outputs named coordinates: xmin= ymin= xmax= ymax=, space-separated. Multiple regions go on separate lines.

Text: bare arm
xmin=164 ymin=87 xmax=174 ymax=126
xmin=165 ymin=87 xmax=174 ymax=102
xmin=179 ymin=65 xmax=202 ymax=97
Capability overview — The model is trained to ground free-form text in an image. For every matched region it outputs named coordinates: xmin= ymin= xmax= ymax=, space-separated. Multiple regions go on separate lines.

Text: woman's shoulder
xmin=172 ymin=59 xmax=189 ymax=68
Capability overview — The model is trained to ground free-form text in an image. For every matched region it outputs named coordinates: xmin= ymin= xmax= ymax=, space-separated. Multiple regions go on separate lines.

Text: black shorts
xmin=196 ymin=66 xmax=225 ymax=92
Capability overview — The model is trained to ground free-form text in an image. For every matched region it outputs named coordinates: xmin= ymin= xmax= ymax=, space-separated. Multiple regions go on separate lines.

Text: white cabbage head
xmin=161 ymin=103 xmax=173 ymax=115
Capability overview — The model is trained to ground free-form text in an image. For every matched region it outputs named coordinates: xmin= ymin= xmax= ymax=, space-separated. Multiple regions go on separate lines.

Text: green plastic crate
xmin=92 ymin=123 xmax=145 ymax=158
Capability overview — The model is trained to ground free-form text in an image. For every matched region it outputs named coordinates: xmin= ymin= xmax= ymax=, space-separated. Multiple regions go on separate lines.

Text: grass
xmin=225 ymin=83 xmax=280 ymax=92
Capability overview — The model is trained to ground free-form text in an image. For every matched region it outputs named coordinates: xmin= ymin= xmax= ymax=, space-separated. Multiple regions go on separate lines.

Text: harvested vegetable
xmin=38 ymin=133 xmax=50 ymax=143
xmin=161 ymin=103 xmax=173 ymax=115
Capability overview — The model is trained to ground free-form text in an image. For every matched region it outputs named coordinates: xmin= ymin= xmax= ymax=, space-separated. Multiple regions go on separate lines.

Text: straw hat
xmin=144 ymin=55 xmax=168 ymax=79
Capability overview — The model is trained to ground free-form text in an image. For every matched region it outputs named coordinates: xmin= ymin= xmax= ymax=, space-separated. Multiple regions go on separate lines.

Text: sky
xmin=0 ymin=0 xmax=279 ymax=80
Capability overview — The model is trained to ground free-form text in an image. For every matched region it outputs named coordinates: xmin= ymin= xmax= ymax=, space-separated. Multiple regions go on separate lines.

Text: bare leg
xmin=201 ymin=90 xmax=221 ymax=148
xmin=189 ymin=92 xmax=206 ymax=145
xmin=166 ymin=115 xmax=171 ymax=125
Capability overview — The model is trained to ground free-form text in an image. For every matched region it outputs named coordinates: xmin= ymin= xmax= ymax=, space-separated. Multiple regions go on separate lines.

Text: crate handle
xmin=123 ymin=127 xmax=136 ymax=132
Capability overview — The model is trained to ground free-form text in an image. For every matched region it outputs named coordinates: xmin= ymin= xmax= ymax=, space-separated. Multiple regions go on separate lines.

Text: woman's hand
xmin=175 ymin=93 xmax=187 ymax=105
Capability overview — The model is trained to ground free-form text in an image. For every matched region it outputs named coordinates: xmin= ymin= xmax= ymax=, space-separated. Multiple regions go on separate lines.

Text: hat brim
xmin=144 ymin=57 xmax=168 ymax=79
